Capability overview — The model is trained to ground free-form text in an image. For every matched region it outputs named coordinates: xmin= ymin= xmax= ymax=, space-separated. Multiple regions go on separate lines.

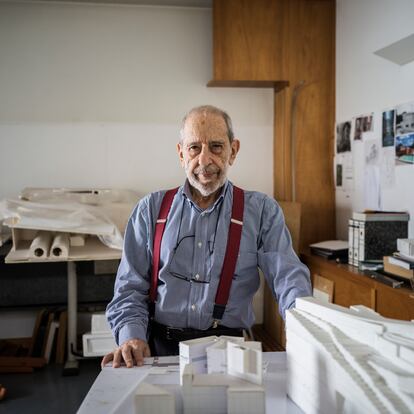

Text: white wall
xmin=336 ymin=0 xmax=414 ymax=240
xmin=0 ymin=1 xmax=274 ymax=202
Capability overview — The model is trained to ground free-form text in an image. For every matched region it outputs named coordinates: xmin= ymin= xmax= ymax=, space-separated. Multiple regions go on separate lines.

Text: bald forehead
xmin=182 ymin=112 xmax=229 ymax=143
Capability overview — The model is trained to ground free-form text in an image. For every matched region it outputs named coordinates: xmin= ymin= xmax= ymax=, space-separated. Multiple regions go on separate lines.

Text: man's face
xmin=177 ymin=112 xmax=240 ymax=197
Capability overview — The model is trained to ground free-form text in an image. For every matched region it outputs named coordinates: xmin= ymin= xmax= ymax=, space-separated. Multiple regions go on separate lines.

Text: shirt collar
xmin=182 ymin=179 xmax=231 ymax=212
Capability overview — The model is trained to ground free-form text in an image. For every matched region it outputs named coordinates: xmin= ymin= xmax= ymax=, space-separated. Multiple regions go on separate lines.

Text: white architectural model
xmin=135 ymin=382 xmax=175 ymax=414
xmin=286 ymin=297 xmax=414 ymax=414
xmin=206 ymin=336 xmax=245 ymax=374
xmin=134 ymin=335 xmax=265 ymax=414
xmin=82 ymin=313 xmax=116 ymax=357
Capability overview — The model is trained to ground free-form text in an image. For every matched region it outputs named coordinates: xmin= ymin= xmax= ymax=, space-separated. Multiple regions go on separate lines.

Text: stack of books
xmin=383 ymin=239 xmax=414 ymax=289
xmin=348 ymin=211 xmax=409 ymax=267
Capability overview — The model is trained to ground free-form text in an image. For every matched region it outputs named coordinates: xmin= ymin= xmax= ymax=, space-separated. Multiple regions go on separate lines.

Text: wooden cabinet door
xmin=376 ymin=288 xmax=414 ymax=321
xmin=213 ymin=0 xmax=286 ymax=81
xmin=331 ymin=276 xmax=376 ymax=309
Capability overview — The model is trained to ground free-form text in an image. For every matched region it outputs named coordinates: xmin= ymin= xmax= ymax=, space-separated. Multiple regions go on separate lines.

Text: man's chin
xmin=189 ymin=178 xmax=221 ymax=197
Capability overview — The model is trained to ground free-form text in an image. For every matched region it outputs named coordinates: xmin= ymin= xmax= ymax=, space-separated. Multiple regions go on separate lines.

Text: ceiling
xmin=1 ymin=0 xmax=212 ymax=7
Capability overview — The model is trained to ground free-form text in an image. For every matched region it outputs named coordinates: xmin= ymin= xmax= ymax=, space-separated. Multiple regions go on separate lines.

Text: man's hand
xmin=101 ymin=338 xmax=151 ymax=369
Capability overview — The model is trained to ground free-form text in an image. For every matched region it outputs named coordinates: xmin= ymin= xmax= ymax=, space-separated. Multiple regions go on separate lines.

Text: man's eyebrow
xmin=209 ymin=139 xmax=226 ymax=144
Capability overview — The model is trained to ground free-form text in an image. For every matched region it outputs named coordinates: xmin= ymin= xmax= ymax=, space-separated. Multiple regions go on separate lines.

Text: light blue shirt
xmin=106 ymin=180 xmax=311 ymax=346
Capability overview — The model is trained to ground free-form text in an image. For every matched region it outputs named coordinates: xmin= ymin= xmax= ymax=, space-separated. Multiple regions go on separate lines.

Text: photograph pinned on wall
xmin=382 ymin=109 xmax=395 ymax=147
xmin=335 ymin=153 xmax=354 ymax=193
xmin=395 ymin=133 xmax=414 ymax=165
xmin=364 ymin=139 xmax=381 ymax=211
xmin=354 ymin=113 xmax=374 ymax=141
xmin=380 ymin=147 xmax=396 ymax=188
xmin=336 ymin=164 xmax=343 ymax=187
xmin=336 ymin=121 xmax=351 ymax=153
xmin=396 ymin=101 xmax=414 ymax=135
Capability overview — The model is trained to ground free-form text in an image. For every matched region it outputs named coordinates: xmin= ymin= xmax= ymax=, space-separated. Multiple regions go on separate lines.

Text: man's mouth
xmin=194 ymin=167 xmax=219 ymax=181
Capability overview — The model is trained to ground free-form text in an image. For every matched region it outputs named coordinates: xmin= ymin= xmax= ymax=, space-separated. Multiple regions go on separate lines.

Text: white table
xmin=78 ymin=352 xmax=304 ymax=414
xmin=5 ymin=239 xmax=121 ymax=375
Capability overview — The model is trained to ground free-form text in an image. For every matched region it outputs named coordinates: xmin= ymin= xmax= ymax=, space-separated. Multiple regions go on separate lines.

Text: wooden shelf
xmin=207 ymin=80 xmax=289 ymax=92
xmin=301 ymin=251 xmax=414 ymax=321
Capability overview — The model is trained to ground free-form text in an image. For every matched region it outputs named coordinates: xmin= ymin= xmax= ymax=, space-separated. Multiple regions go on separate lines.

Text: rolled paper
xmin=51 ymin=233 xmax=70 ymax=258
xmin=29 ymin=231 xmax=53 ymax=258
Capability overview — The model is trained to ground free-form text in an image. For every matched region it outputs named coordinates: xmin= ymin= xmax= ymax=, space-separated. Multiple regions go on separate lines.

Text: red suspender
xmin=150 ymin=185 xmax=245 ymax=326
xmin=150 ymin=188 xmax=179 ymax=309
xmin=212 ymin=185 xmax=244 ymax=326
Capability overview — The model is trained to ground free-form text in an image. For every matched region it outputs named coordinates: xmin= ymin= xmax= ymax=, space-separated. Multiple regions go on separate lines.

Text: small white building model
xmin=133 ymin=335 xmax=265 ymax=414
xmin=286 ymin=297 xmax=414 ymax=414
xmin=205 ymin=336 xmax=245 ymax=374
xmin=82 ymin=312 xmax=117 ymax=357
xmin=179 ymin=335 xmax=217 ymax=383
xmin=180 ymin=336 xmax=265 ymax=414
xmin=135 ymin=382 xmax=175 ymax=414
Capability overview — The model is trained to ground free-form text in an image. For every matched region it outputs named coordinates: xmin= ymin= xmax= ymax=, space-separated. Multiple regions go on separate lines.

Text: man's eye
xmin=211 ymin=144 xmax=223 ymax=153
xmin=188 ymin=146 xmax=200 ymax=153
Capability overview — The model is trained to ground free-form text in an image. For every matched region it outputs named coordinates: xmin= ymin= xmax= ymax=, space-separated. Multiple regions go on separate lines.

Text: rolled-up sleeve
xmin=106 ymin=197 xmax=153 ymax=345
xmin=257 ymin=197 xmax=311 ymax=319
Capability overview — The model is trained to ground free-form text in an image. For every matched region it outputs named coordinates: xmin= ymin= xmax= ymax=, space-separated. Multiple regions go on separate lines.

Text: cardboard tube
xmin=29 ymin=232 xmax=53 ymax=258
xmin=51 ymin=233 xmax=70 ymax=258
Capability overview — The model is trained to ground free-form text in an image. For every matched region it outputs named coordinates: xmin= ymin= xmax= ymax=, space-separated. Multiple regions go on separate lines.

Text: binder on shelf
xmin=353 ymin=220 xmax=360 ymax=266
xmin=357 ymin=220 xmax=408 ymax=262
xmin=348 ymin=219 xmax=355 ymax=265
xmin=351 ymin=212 xmax=409 ymax=265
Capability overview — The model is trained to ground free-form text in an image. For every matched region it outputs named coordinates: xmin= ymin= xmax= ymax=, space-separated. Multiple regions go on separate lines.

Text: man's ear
xmin=177 ymin=142 xmax=185 ymax=167
xmin=229 ymin=139 xmax=240 ymax=166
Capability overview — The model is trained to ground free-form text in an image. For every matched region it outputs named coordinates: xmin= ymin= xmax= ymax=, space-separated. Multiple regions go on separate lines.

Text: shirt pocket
xmin=209 ymin=251 xmax=258 ymax=280
xmin=234 ymin=251 xmax=258 ymax=278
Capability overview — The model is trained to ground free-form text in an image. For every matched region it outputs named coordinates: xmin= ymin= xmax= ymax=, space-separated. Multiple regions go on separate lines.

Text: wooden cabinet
xmin=256 ymin=252 xmax=414 ymax=352
xmin=301 ymin=252 xmax=414 ymax=321
xmin=210 ymin=0 xmax=336 ymax=251
xmin=212 ymin=0 xmax=286 ymax=81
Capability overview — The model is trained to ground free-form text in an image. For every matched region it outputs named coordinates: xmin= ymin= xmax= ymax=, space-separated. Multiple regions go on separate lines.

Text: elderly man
xmin=103 ymin=105 xmax=311 ymax=368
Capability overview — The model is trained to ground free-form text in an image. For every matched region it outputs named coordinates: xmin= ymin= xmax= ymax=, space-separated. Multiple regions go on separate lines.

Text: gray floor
xmin=0 ymin=359 xmax=101 ymax=414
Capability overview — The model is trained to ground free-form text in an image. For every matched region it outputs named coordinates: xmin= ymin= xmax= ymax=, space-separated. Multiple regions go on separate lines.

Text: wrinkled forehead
xmin=181 ymin=112 xmax=228 ymax=143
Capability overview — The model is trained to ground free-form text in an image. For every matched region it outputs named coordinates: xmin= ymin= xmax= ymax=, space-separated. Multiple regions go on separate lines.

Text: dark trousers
xmin=148 ymin=321 xmax=244 ymax=356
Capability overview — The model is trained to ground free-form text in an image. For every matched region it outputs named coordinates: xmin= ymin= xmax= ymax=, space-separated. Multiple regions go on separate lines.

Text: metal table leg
xmin=63 ymin=261 xmax=80 ymax=375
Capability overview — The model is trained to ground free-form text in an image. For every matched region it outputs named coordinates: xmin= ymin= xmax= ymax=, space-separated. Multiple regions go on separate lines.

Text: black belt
xmin=150 ymin=321 xmax=244 ymax=342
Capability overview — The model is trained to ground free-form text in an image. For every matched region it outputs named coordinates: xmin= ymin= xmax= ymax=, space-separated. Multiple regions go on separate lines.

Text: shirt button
xmin=194 ymin=274 xmax=200 ymax=280
xmin=191 ymin=304 xmax=196 ymax=311
xmin=198 ymin=242 xmax=202 ymax=248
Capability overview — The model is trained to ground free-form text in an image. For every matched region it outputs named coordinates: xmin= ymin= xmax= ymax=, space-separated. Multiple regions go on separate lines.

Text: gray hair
xmin=180 ymin=105 xmax=235 ymax=143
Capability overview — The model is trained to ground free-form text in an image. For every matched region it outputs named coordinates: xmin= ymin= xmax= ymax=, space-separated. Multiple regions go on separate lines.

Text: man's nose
xmin=198 ymin=146 xmax=212 ymax=167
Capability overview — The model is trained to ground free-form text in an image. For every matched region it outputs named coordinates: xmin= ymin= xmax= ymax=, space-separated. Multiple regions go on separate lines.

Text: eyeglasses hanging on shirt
xmin=166 ymin=195 xmax=225 ymax=284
